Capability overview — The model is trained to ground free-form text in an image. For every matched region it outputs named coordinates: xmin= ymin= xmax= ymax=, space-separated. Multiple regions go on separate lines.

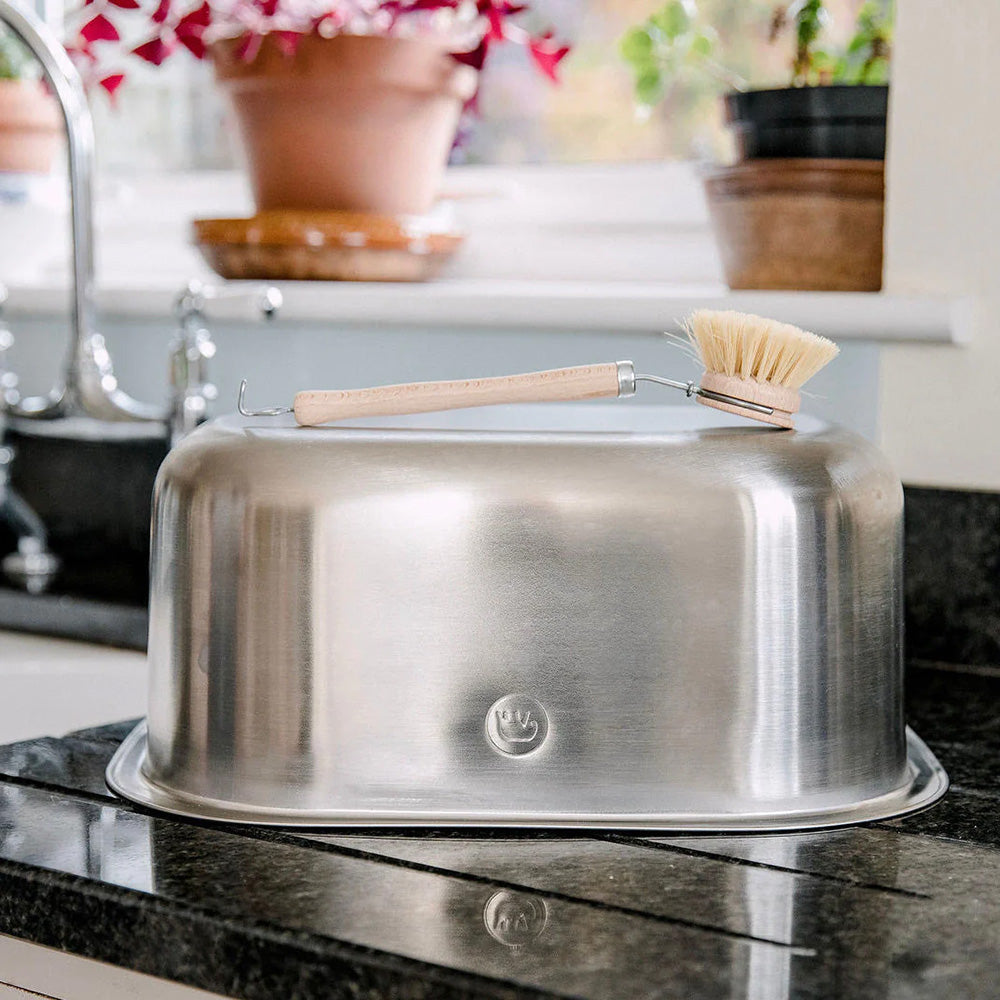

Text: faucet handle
xmin=0 ymin=286 xmax=18 ymax=407
xmin=175 ymin=279 xmax=282 ymax=327
xmin=169 ymin=301 xmax=216 ymax=443
xmin=168 ymin=280 xmax=281 ymax=443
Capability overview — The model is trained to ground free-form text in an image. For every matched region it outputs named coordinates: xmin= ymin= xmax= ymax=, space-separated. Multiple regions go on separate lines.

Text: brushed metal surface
xmin=108 ymin=721 xmax=946 ymax=829
xmin=120 ymin=405 xmax=938 ymax=828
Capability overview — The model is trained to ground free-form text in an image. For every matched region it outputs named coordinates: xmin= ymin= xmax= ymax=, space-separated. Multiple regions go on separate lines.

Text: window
xmin=0 ymin=0 xmax=882 ymax=295
xmin=462 ymin=0 xmax=876 ymax=164
xmin=75 ymin=0 xmax=874 ymax=174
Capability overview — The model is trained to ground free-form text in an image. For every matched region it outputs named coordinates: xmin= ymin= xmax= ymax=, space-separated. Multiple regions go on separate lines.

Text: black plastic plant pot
xmin=724 ymin=85 xmax=888 ymax=160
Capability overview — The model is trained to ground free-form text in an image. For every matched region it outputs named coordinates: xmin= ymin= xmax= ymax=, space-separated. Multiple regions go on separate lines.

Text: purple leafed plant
xmin=66 ymin=0 xmax=569 ymax=97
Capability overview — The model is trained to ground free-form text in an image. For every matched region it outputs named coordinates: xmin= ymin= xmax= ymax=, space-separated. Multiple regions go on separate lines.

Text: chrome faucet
xmin=169 ymin=281 xmax=282 ymax=444
xmin=0 ymin=284 xmax=60 ymax=592
xmin=0 ymin=0 xmax=163 ymax=421
xmin=0 ymin=6 xmax=280 ymax=599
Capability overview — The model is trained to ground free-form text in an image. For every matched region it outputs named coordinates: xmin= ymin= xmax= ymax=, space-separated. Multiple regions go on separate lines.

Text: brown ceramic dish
xmin=703 ymin=158 xmax=884 ymax=291
xmin=192 ymin=210 xmax=465 ymax=282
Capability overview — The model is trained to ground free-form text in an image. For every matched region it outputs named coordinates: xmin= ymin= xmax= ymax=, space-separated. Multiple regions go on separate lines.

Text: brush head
xmin=684 ymin=310 xmax=840 ymax=428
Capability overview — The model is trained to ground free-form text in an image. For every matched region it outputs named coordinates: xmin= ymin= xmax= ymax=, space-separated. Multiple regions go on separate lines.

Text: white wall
xmin=881 ymin=0 xmax=1000 ymax=490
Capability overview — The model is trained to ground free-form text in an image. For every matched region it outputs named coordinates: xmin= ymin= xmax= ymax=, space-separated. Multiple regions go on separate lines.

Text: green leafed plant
xmin=0 ymin=25 xmax=32 ymax=81
xmin=840 ymin=1 xmax=893 ymax=84
xmin=621 ymin=0 xmax=893 ymax=107
xmin=620 ymin=0 xmax=742 ymax=107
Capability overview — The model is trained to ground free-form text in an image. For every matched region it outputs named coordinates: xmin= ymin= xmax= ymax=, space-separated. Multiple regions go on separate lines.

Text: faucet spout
xmin=0 ymin=0 xmax=165 ymax=423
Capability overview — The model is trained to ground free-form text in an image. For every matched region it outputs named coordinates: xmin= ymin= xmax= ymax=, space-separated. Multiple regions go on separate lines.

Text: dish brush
xmin=239 ymin=309 xmax=839 ymax=429
xmin=681 ymin=309 xmax=839 ymax=427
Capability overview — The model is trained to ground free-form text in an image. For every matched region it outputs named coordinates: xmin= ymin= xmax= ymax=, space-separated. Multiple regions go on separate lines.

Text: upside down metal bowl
xmin=107 ymin=404 xmax=947 ymax=830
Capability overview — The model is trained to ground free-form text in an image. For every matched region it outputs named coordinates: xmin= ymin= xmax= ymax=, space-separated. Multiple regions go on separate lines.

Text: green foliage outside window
xmin=621 ymin=0 xmax=892 ymax=108
xmin=0 ymin=26 xmax=33 ymax=82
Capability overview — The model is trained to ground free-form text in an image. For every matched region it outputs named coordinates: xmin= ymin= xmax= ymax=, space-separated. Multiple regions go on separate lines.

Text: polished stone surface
xmin=904 ymin=486 xmax=1000 ymax=668
xmin=0 ymin=662 xmax=997 ymax=999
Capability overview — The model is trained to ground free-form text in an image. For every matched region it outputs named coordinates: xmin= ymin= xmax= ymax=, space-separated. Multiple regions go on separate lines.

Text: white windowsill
xmin=0 ymin=163 xmax=969 ymax=343
xmin=2 ymin=279 xmax=970 ymax=343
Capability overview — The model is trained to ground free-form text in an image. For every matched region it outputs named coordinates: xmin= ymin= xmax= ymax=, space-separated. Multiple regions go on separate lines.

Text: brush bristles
xmin=684 ymin=309 xmax=839 ymax=390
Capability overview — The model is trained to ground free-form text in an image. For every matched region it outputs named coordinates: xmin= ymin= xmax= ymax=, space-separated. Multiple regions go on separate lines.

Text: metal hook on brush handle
xmin=238 ymin=380 xmax=292 ymax=417
xmin=632 ymin=369 xmax=776 ymax=417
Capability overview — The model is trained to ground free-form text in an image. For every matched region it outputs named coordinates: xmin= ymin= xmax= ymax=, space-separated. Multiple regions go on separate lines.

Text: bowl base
xmin=107 ymin=725 xmax=947 ymax=833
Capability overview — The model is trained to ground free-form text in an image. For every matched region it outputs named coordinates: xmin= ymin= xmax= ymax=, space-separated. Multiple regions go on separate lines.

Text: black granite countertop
xmin=0 ymin=659 xmax=996 ymax=999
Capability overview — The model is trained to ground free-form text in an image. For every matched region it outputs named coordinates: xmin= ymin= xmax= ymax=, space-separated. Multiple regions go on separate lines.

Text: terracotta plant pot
xmin=0 ymin=79 xmax=60 ymax=174
xmin=212 ymin=33 xmax=478 ymax=215
xmin=703 ymin=158 xmax=884 ymax=291
xmin=704 ymin=82 xmax=888 ymax=292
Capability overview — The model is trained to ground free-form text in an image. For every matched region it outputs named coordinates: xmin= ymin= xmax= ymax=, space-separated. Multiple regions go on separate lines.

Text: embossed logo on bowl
xmin=485 ymin=694 xmax=548 ymax=756
xmin=483 ymin=889 xmax=548 ymax=948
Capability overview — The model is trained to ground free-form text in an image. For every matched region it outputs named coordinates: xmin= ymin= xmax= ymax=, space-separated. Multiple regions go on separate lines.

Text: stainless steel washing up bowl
xmin=107 ymin=405 xmax=947 ymax=829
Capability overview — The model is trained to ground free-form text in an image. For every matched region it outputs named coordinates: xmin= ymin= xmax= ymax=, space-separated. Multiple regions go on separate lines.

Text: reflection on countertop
xmin=0 ymin=662 xmax=997 ymax=1000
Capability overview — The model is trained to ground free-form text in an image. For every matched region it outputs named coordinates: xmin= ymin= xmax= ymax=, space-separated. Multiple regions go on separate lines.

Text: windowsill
xmin=3 ymin=278 xmax=971 ymax=343
xmin=0 ymin=163 xmax=970 ymax=343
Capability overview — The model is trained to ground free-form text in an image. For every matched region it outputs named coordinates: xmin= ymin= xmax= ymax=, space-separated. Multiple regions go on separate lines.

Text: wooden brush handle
xmin=292 ymin=363 xmax=622 ymax=426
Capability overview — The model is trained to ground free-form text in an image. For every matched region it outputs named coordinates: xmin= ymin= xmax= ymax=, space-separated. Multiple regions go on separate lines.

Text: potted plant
xmin=68 ymin=1 xmax=569 ymax=216
xmin=621 ymin=0 xmax=893 ymax=291
xmin=0 ymin=25 xmax=59 ymax=176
